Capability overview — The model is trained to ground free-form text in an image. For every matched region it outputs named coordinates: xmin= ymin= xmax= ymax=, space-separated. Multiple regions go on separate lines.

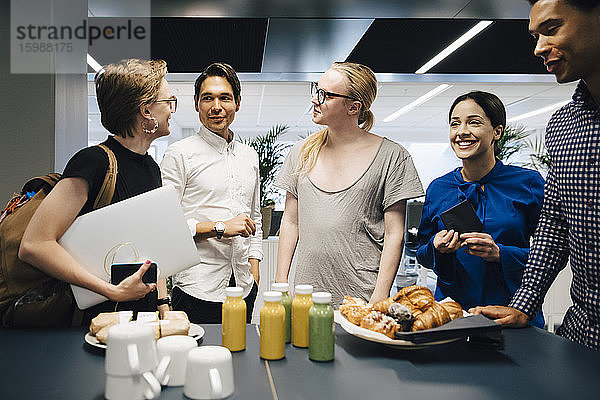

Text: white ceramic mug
xmin=105 ymin=373 xmax=161 ymax=400
xmin=106 ymin=323 xmax=158 ymax=376
xmin=184 ymin=346 xmax=235 ymax=400
xmin=157 ymin=335 xmax=198 ymax=386
xmin=105 ymin=323 xmax=170 ymax=400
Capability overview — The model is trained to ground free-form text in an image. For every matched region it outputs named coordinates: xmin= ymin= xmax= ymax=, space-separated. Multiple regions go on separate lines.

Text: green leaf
xmin=524 ymin=131 xmax=551 ymax=172
xmin=239 ymin=124 xmax=292 ymax=207
xmin=496 ymin=124 xmax=529 ymax=162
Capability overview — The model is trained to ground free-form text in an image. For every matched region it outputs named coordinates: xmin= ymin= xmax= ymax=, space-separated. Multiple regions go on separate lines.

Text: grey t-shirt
xmin=274 ymin=137 xmax=424 ymax=306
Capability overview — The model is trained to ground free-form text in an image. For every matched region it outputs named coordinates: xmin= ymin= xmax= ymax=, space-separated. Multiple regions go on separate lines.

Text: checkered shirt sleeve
xmin=509 ymin=80 xmax=600 ymax=350
xmin=509 ymin=165 xmax=569 ymax=315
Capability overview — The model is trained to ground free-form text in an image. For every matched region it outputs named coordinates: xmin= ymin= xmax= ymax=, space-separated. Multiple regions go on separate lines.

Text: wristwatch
xmin=157 ymin=297 xmax=171 ymax=307
xmin=214 ymin=221 xmax=226 ymax=240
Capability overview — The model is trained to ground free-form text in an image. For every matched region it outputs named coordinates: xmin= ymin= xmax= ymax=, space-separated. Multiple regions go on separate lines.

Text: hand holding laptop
xmin=59 ymin=186 xmax=202 ymax=309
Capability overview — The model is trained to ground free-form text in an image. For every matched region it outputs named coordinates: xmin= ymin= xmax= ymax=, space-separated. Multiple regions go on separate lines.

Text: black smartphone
xmin=110 ymin=262 xmax=157 ymax=285
xmin=440 ymin=200 xmax=483 ymax=235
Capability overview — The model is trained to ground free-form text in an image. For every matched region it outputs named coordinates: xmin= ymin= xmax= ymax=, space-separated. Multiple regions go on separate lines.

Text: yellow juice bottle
xmin=222 ymin=287 xmax=246 ymax=352
xmin=260 ymin=291 xmax=286 ymax=360
xmin=292 ymin=284 xmax=313 ymax=348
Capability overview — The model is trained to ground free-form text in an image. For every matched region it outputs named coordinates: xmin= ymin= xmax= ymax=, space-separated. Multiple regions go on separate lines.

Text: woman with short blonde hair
xmin=14 ymin=58 xmax=176 ymax=326
xmin=96 ymin=58 xmax=168 ymax=138
xmin=274 ymin=62 xmax=424 ymax=306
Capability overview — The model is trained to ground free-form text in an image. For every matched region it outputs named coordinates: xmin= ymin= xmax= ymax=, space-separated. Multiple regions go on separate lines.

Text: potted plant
xmin=496 ymin=124 xmax=551 ymax=176
xmin=525 ymin=131 xmax=551 ymax=174
xmin=496 ymin=124 xmax=529 ymax=162
xmin=241 ymin=124 xmax=291 ymax=238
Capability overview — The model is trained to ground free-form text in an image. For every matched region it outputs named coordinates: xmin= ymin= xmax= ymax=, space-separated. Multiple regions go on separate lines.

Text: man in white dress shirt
xmin=160 ymin=63 xmax=263 ymax=323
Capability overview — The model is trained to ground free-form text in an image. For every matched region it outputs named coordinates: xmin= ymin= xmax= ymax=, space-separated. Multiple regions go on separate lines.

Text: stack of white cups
xmin=104 ymin=324 xmax=235 ymax=400
xmin=104 ymin=324 xmax=170 ymax=400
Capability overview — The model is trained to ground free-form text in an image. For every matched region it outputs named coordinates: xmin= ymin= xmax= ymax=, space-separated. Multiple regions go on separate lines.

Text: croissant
xmin=341 ymin=295 xmax=366 ymax=306
xmin=392 ymin=285 xmax=422 ymax=301
xmin=372 ymin=297 xmax=394 ymax=314
xmin=393 ymin=285 xmax=435 ymax=311
xmin=359 ymin=311 xmax=398 ymax=339
xmin=340 ymin=296 xmax=372 ymax=325
xmin=440 ymin=301 xmax=463 ymax=320
xmin=411 ymin=302 xmax=451 ymax=331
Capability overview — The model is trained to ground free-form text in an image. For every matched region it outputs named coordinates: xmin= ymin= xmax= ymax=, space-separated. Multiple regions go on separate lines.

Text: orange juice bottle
xmin=292 ymin=284 xmax=313 ymax=348
xmin=222 ymin=287 xmax=246 ymax=352
xmin=259 ymin=291 xmax=286 ymax=360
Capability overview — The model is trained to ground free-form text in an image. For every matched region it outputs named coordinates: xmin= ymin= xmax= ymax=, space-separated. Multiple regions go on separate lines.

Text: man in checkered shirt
xmin=470 ymin=0 xmax=600 ymax=350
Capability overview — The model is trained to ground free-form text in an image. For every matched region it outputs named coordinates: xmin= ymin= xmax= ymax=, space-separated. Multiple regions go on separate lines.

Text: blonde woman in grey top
xmin=274 ymin=62 xmax=424 ymax=306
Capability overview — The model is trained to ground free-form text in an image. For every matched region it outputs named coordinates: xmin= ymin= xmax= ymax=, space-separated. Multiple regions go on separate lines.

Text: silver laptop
xmin=59 ymin=185 xmax=201 ymax=309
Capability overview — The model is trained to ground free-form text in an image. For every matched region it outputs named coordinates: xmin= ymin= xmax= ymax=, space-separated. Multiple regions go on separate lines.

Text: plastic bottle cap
xmin=312 ymin=292 xmax=331 ymax=304
xmin=294 ymin=284 xmax=313 ymax=295
xmin=263 ymin=291 xmax=282 ymax=302
xmin=271 ymin=282 xmax=289 ymax=292
xmin=225 ymin=287 xmax=244 ymax=297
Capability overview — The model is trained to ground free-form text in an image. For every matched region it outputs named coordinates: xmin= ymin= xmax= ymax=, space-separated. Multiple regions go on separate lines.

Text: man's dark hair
xmin=449 ymin=91 xmax=506 ymax=156
xmin=527 ymin=0 xmax=600 ymax=10
xmin=194 ymin=62 xmax=241 ymax=104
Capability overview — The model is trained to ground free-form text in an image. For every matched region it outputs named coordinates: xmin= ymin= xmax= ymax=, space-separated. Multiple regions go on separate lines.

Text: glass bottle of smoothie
xmin=308 ymin=292 xmax=335 ymax=362
xmin=272 ymin=283 xmax=292 ymax=344
xmin=292 ymin=284 xmax=313 ymax=348
xmin=222 ymin=287 xmax=246 ymax=352
xmin=259 ymin=291 xmax=286 ymax=360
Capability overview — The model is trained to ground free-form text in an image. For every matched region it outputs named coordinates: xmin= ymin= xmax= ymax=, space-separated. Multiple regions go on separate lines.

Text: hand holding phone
xmin=440 ymin=200 xmax=483 ymax=235
xmin=108 ymin=260 xmax=157 ymax=302
xmin=111 ymin=262 xmax=158 ymax=285
xmin=460 ymin=232 xmax=501 ymax=262
xmin=433 ymin=229 xmax=462 ymax=254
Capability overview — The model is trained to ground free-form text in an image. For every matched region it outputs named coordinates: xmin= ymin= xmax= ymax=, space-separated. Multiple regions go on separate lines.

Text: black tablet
xmin=439 ymin=200 xmax=483 ymax=235
xmin=110 ymin=262 xmax=157 ymax=285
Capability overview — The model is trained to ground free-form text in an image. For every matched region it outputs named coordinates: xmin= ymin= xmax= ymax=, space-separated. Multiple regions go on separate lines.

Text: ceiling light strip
xmin=415 ymin=20 xmax=493 ymax=74
xmin=383 ymin=84 xmax=453 ymax=122
xmin=507 ymin=100 xmax=570 ymax=123
xmin=86 ymin=53 xmax=103 ymax=73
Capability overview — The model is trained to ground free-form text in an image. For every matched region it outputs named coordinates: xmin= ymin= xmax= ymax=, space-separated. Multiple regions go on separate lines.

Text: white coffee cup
xmin=157 ymin=335 xmax=198 ymax=386
xmin=105 ymin=323 xmax=170 ymax=400
xmin=184 ymin=346 xmax=235 ymax=399
xmin=106 ymin=323 xmax=158 ymax=376
xmin=105 ymin=373 xmax=161 ymax=400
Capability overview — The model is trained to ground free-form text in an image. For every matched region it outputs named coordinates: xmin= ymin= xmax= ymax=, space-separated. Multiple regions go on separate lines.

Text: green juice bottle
xmin=308 ymin=292 xmax=335 ymax=362
xmin=272 ymin=283 xmax=292 ymax=344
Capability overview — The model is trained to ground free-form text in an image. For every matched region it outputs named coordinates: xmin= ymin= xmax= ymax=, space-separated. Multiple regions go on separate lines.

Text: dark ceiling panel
xmin=346 ymin=19 xmax=545 ymax=74
xmin=346 ymin=19 xmax=475 ymax=73
xmin=430 ymin=20 xmax=544 ymax=74
xmin=150 ymin=18 xmax=267 ymax=72
xmin=146 ymin=0 xmax=531 ymax=19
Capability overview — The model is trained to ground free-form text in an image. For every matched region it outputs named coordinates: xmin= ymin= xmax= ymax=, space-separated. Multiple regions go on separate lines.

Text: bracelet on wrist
xmin=157 ymin=297 xmax=171 ymax=307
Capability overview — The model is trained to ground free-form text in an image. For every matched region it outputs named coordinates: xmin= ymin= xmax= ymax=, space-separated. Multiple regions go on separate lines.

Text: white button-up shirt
xmin=160 ymin=125 xmax=263 ymax=302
